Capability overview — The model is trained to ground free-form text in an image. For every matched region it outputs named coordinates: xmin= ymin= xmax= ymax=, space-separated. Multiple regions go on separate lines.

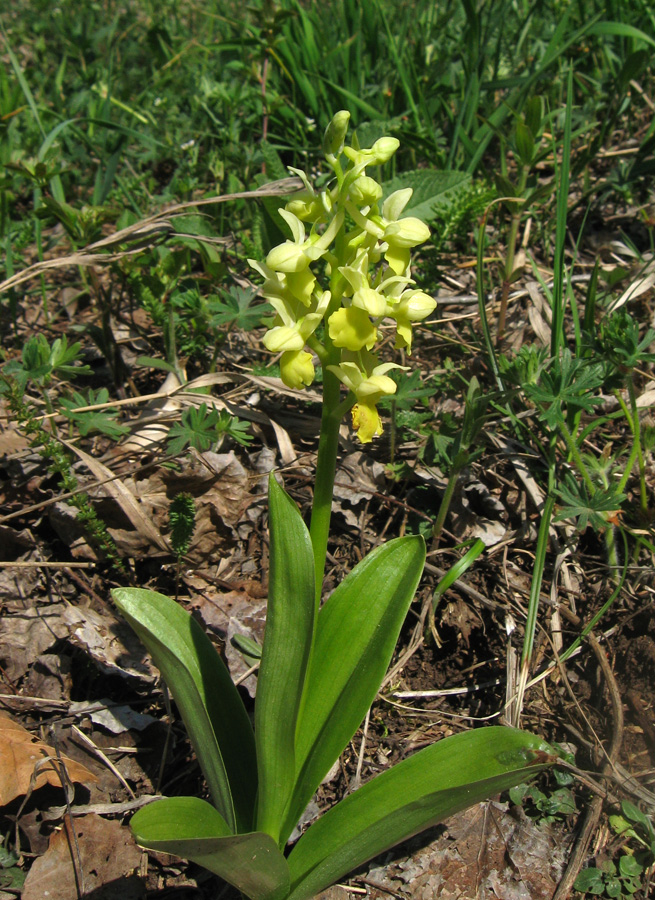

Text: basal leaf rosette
xmin=249 ymin=111 xmax=436 ymax=442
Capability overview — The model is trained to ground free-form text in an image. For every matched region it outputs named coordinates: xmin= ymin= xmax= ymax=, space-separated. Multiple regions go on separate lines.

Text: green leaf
xmin=514 ymin=121 xmax=535 ymax=166
xmin=131 ymin=797 xmax=289 ymax=900
xmin=281 ymin=536 xmax=425 ymax=843
xmin=588 ymin=21 xmax=655 ymax=49
xmin=208 ymin=286 xmax=271 ymax=332
xmin=255 ymin=477 xmax=315 ymax=843
xmin=60 ymin=388 xmax=128 ymax=439
xmin=619 ymin=855 xmax=643 ymax=878
xmin=287 ymin=727 xmax=554 ymax=900
xmin=574 ymin=868 xmax=606 ymax=894
xmin=382 ymin=169 xmax=471 ymax=222
xmin=621 ymin=800 xmax=654 ymax=836
xmin=523 ymin=97 xmax=543 ymax=141
xmin=167 ymin=404 xmax=220 ymax=454
xmin=111 ymin=588 xmax=257 ymax=832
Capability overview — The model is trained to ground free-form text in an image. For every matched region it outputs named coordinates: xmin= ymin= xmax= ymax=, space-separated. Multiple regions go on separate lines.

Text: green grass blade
xmin=287 ymin=727 xmax=553 ymax=900
xmin=255 ymin=476 xmax=315 ymax=843
xmin=588 ymin=20 xmax=655 ymax=48
xmin=550 ymin=67 xmax=573 ymax=357
xmin=131 ymin=797 xmax=290 ymax=900
xmin=373 ymin=0 xmax=420 ymax=132
xmin=282 ymin=535 xmax=425 ymax=844
xmin=0 ymin=19 xmax=45 ymax=138
xmin=112 ymin=588 xmax=257 ymax=833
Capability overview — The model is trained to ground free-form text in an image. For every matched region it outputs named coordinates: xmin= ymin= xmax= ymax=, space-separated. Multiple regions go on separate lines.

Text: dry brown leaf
xmin=0 ymin=713 xmax=97 ymax=805
xmin=21 ymin=814 xmax=143 ymax=900
xmin=62 ymin=441 xmax=169 ymax=552
xmin=364 ymin=801 xmax=567 ymax=900
xmin=637 ymin=387 xmax=655 ymax=408
xmin=0 ymin=176 xmax=302 ymax=296
xmin=0 ymin=602 xmax=71 ymax=683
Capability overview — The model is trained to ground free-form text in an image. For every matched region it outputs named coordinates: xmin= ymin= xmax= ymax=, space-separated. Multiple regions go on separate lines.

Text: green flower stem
xmin=624 ymin=380 xmax=648 ymax=515
xmin=511 ymin=491 xmax=555 ymax=726
xmin=616 ymin=427 xmax=640 ymax=496
xmin=557 ymin=418 xmax=595 ymax=495
xmin=614 ymin=388 xmax=648 ymax=514
xmin=497 ymin=169 xmax=529 ymax=345
xmin=309 ymin=364 xmax=344 ymax=606
xmin=431 ymin=466 xmax=461 ymax=546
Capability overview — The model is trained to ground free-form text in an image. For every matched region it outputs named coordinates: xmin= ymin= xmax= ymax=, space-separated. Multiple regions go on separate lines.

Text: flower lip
xmin=328 ymin=307 xmax=377 ymax=351
xmin=280 ymin=350 xmax=315 ymax=388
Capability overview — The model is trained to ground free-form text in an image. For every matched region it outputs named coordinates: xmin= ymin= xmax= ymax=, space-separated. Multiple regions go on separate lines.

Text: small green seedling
xmin=575 ymin=801 xmax=655 ymax=898
xmin=166 ymin=403 xmax=252 ymax=454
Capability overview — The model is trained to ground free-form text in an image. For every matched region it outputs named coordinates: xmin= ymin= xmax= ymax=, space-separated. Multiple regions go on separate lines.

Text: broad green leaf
xmin=382 ymin=169 xmax=471 ymax=222
xmin=281 ymin=536 xmax=425 ymax=843
xmin=255 ymin=477 xmax=315 ymax=842
xmin=514 ymin=121 xmax=535 ymax=166
xmin=112 ymin=588 xmax=257 ymax=833
xmin=131 ymin=797 xmax=289 ymax=900
xmin=287 ymin=727 xmax=554 ymax=900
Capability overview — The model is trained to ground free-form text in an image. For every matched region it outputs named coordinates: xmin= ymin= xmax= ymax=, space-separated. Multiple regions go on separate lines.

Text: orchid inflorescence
xmin=250 ymin=111 xmax=436 ymax=442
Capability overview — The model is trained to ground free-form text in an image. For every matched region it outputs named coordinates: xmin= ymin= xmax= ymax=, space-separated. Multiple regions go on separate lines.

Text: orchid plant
xmin=112 ymin=113 xmax=554 ymax=900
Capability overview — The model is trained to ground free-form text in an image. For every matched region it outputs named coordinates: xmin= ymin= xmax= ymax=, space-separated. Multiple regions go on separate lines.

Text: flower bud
xmin=285 ymin=195 xmax=323 ymax=223
xmin=370 ymin=137 xmax=399 ymax=164
xmin=400 ymin=290 xmax=437 ymax=321
xmin=323 ymin=110 xmax=351 ymax=157
xmin=384 ymin=217 xmax=431 ymax=248
xmin=349 ymin=175 xmax=383 ymax=207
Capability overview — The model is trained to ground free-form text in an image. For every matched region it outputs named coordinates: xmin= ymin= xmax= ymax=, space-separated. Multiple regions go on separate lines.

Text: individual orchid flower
xmin=378 ymin=190 xmax=431 ymax=275
xmin=382 ymin=215 xmax=431 ymax=275
xmin=249 ymin=257 xmax=315 ymax=309
xmin=285 ymin=167 xmax=325 ymax=224
xmin=327 ymin=359 xmax=403 ymax=443
xmin=343 ymin=136 xmax=400 ymax=167
xmin=266 ymin=208 xmax=344 ymax=274
xmin=342 ymin=188 xmax=430 ymax=277
xmin=263 ymin=291 xmax=330 ymax=354
xmin=385 ymin=288 xmax=437 ymax=352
